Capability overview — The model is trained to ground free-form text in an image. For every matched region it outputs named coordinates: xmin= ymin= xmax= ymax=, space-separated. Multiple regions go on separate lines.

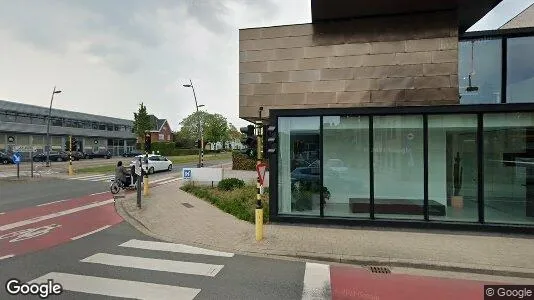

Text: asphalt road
xmin=0 ymin=160 xmax=230 ymax=213
xmin=0 ymin=223 xmax=306 ymax=300
xmin=0 ymin=154 xmax=231 ymax=172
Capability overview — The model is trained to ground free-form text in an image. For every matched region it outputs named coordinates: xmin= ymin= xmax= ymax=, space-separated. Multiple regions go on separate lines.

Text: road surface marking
xmin=81 ymin=253 xmax=224 ymax=276
xmin=66 ymin=174 xmax=108 ymax=180
xmin=0 ymin=199 xmax=114 ymax=231
xmin=0 ymin=212 xmax=5 ymax=215
xmin=90 ymin=191 xmax=108 ymax=196
xmin=71 ymin=225 xmax=111 ymax=240
xmin=155 ymin=178 xmax=181 ymax=185
xmin=0 ymin=254 xmax=14 ymax=260
xmin=302 ymin=262 xmax=332 ymax=300
xmin=119 ymin=239 xmax=234 ymax=257
xmin=37 ymin=199 xmax=70 ymax=207
xmin=29 ymin=272 xmax=201 ymax=300
xmin=0 ymin=224 xmax=62 ymax=242
xmin=149 ymin=177 xmax=174 ymax=184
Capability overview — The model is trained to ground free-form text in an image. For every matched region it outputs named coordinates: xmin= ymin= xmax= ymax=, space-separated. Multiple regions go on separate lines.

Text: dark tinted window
xmin=507 ymin=36 xmax=534 ymax=103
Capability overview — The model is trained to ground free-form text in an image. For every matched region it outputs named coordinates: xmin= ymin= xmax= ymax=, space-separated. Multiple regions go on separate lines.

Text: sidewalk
xmin=115 ymin=175 xmax=534 ymax=279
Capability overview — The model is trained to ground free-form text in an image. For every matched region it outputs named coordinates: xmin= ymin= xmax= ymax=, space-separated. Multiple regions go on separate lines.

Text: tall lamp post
xmin=183 ymin=79 xmax=205 ymax=168
xmin=45 ymin=86 xmax=62 ymax=167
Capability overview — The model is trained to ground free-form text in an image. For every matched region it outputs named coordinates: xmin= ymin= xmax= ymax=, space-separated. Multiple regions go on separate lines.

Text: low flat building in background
xmin=0 ymin=99 xmax=137 ymax=159
xmin=239 ymin=0 xmax=534 ymax=233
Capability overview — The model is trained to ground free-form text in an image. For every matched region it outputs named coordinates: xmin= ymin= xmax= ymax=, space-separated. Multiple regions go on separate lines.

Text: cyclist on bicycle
xmin=115 ymin=161 xmax=131 ymax=186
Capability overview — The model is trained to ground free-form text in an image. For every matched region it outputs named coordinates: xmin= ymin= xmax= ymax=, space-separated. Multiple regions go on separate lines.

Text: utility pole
xmin=45 ymin=86 xmax=62 ymax=167
xmin=183 ymin=79 xmax=204 ymax=168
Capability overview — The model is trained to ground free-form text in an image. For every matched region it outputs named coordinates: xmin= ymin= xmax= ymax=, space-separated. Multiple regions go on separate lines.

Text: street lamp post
xmin=45 ymin=86 xmax=62 ymax=167
xmin=183 ymin=79 xmax=204 ymax=168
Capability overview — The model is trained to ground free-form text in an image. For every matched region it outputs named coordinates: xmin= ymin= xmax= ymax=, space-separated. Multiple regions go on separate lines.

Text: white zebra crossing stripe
xmin=81 ymin=253 xmax=224 ymax=276
xmin=66 ymin=174 xmax=109 ymax=180
xmin=149 ymin=177 xmax=173 ymax=184
xmin=29 ymin=272 xmax=201 ymax=300
xmin=302 ymin=263 xmax=331 ymax=300
xmin=119 ymin=239 xmax=234 ymax=257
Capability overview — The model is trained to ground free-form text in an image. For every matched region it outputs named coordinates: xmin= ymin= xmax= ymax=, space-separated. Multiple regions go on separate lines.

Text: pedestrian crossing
xmin=27 ymin=239 xmax=235 ymax=299
xmin=66 ymin=173 xmax=115 ymax=182
xmin=67 ymin=174 xmax=179 ymax=185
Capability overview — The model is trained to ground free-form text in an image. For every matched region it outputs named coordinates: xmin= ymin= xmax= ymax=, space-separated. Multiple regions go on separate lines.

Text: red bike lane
xmin=0 ymin=193 xmax=123 ymax=259
xmin=329 ymin=265 xmax=502 ymax=300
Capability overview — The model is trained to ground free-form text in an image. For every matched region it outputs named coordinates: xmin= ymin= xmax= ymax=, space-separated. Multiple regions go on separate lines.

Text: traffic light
xmin=240 ymin=125 xmax=257 ymax=158
xmin=265 ymin=125 xmax=277 ymax=155
xmin=195 ymin=139 xmax=201 ymax=148
xmin=144 ymin=133 xmax=151 ymax=153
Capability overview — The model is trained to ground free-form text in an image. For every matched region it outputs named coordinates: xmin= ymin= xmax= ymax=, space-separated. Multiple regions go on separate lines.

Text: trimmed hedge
xmin=149 ymin=142 xmax=219 ymax=156
xmin=232 ymin=151 xmax=269 ymax=171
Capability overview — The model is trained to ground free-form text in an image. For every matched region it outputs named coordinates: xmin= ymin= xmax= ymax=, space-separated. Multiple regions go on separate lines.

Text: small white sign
xmin=186 ymin=168 xmax=222 ymax=182
xmin=13 ymin=145 xmax=37 ymax=152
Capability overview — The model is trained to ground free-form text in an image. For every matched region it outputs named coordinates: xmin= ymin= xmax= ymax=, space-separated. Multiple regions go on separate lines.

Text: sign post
xmin=135 ymin=157 xmax=142 ymax=208
xmin=12 ymin=152 xmax=21 ymax=179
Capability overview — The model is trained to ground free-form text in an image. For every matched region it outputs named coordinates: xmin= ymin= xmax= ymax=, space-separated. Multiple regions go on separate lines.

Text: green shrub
xmin=150 ymin=142 xmax=218 ymax=156
xmin=180 ymin=183 xmax=269 ymax=224
xmin=232 ymin=151 xmax=269 ymax=171
xmin=217 ymin=178 xmax=245 ymax=191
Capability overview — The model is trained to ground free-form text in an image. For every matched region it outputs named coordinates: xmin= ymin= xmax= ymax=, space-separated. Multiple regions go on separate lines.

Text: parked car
xmin=88 ymin=150 xmax=112 ymax=159
xmin=33 ymin=151 xmax=70 ymax=162
xmin=130 ymin=154 xmax=172 ymax=174
xmin=122 ymin=150 xmax=143 ymax=157
xmin=0 ymin=151 xmax=14 ymax=164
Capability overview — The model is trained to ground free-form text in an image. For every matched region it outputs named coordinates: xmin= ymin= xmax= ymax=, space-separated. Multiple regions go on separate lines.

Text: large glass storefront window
xmin=323 ymin=116 xmax=370 ymax=218
xmin=278 ymin=117 xmax=321 ymax=215
xmin=458 ymin=39 xmax=502 ymax=104
xmin=507 ymin=37 xmax=534 ymax=103
xmin=484 ymin=112 xmax=534 ymax=225
xmin=373 ymin=115 xmax=424 ymax=220
xmin=428 ymin=115 xmax=478 ymax=222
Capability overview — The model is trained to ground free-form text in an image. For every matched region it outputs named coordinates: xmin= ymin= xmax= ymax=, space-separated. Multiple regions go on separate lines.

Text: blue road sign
xmin=183 ymin=169 xmax=192 ymax=179
xmin=12 ymin=153 xmax=21 ymax=164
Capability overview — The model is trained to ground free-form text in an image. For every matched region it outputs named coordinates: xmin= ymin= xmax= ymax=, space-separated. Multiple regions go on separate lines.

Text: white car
xmin=130 ymin=154 xmax=172 ymax=174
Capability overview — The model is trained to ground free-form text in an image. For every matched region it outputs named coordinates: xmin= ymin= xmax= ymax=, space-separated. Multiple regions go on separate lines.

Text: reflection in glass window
xmin=483 ymin=112 xmax=534 ymax=225
xmin=278 ymin=117 xmax=321 ymax=215
xmin=507 ymin=37 xmax=534 ymax=103
xmin=323 ymin=116 xmax=370 ymax=218
xmin=428 ymin=114 xmax=478 ymax=222
xmin=459 ymin=39 xmax=502 ymax=104
xmin=373 ymin=115 xmax=424 ymax=220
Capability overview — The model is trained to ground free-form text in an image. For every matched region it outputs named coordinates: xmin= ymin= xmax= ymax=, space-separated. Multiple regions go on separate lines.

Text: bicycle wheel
xmin=110 ymin=182 xmax=120 ymax=194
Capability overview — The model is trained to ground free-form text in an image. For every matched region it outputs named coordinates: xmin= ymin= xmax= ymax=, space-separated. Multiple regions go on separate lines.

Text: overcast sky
xmin=0 ymin=0 xmax=531 ymax=130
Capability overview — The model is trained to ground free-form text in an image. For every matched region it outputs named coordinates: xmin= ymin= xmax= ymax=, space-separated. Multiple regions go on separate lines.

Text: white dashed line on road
xmin=71 ymin=225 xmax=111 ymax=240
xmin=0 ymin=254 xmax=15 ymax=260
xmin=37 ymin=199 xmax=70 ymax=206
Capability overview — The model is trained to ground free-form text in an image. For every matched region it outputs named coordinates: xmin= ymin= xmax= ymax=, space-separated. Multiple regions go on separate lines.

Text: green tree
xmin=204 ymin=113 xmax=229 ymax=148
xmin=178 ymin=111 xmax=210 ymax=147
xmin=227 ymin=123 xmax=242 ymax=149
xmin=133 ymin=102 xmax=151 ymax=147
xmin=173 ymin=130 xmax=195 ymax=148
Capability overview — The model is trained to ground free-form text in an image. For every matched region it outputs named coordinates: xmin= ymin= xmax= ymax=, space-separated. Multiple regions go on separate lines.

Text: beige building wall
xmin=239 ymin=11 xmax=459 ymax=121
xmin=500 ymin=4 xmax=534 ymax=30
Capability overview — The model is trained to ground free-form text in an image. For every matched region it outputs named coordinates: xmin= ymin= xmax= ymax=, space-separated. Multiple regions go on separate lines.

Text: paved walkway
xmin=115 ymin=171 xmax=534 ymax=279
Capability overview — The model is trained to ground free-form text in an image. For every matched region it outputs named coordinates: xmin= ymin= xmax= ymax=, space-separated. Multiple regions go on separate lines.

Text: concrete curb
xmin=113 ymin=194 xmax=534 ymax=279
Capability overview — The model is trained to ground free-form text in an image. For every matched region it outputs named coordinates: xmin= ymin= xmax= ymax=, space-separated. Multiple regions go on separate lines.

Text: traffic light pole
xmin=255 ymin=108 xmax=264 ymax=241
